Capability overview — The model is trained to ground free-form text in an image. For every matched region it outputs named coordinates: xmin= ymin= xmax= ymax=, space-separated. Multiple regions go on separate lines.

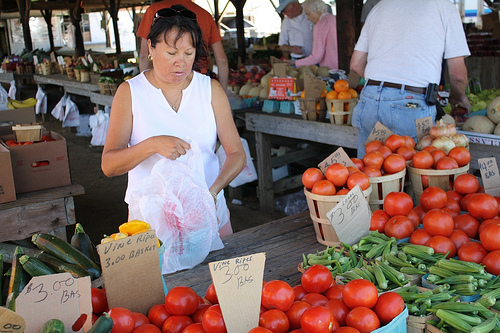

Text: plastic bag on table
xmin=0 ymin=85 xmax=9 ymax=111
xmin=227 ymin=90 xmax=246 ymax=110
xmin=51 ymin=94 xmax=67 ymax=121
xmin=128 ymin=141 xmax=221 ymax=274
xmin=216 ymin=137 xmax=258 ymax=187
xmin=8 ymin=80 xmax=15 ymax=100
xmin=89 ymin=110 xmax=109 ymax=146
xmin=35 ymin=86 xmax=47 ymax=114
xmin=62 ymin=96 xmax=80 ymax=127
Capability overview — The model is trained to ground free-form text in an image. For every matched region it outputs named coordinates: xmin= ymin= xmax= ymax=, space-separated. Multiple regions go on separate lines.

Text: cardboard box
xmin=0 ymin=107 xmax=37 ymax=136
xmin=0 ymin=144 xmax=16 ymax=203
xmin=1 ymin=131 xmax=71 ymax=193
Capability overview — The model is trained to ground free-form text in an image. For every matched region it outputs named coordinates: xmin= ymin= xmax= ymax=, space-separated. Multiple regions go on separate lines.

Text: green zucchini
xmin=7 ymin=247 xmax=30 ymax=311
xmin=40 ymin=319 xmax=65 ymax=333
xmin=87 ymin=312 xmax=113 ymax=333
xmin=35 ymin=252 xmax=91 ymax=278
xmin=32 ymin=233 xmax=101 ymax=279
xmin=71 ymin=223 xmax=100 ymax=265
xmin=19 ymin=255 xmax=55 ymax=277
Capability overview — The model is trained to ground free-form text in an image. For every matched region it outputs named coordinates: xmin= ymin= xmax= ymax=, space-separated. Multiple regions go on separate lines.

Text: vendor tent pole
xmin=15 ymin=0 xmax=33 ymax=52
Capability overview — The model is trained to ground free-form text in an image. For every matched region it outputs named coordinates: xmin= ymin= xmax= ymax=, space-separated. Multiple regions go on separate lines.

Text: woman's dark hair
xmin=147 ymin=5 xmax=208 ymax=71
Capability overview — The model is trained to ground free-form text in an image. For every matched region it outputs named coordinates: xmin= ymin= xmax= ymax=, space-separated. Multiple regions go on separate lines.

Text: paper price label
xmin=318 ymin=147 xmax=355 ymax=173
xmin=0 ymin=308 xmax=26 ymax=333
xmin=478 ymin=157 xmax=500 ymax=196
xmin=365 ymin=121 xmax=393 ymax=145
xmin=326 ymin=185 xmax=371 ymax=245
xmin=209 ymin=253 xmax=266 ymax=333
xmin=415 ymin=116 xmax=433 ymax=141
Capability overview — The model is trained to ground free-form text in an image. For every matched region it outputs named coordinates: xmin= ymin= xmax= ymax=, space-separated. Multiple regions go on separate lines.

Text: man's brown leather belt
xmin=366 ymin=80 xmax=427 ymax=95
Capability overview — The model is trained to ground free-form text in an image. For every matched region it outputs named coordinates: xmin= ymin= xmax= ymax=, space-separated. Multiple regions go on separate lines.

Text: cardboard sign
xmin=0 ymin=307 xmax=26 ymax=333
xmin=365 ymin=121 xmax=393 ymax=146
xmin=478 ymin=157 xmax=500 ymax=197
xmin=318 ymin=147 xmax=356 ymax=173
xmin=209 ymin=253 xmax=266 ymax=333
xmin=270 ymin=56 xmax=287 ymax=78
xmin=415 ymin=116 xmax=433 ymax=141
xmin=97 ymin=231 xmax=165 ymax=314
xmin=326 ymin=185 xmax=371 ymax=245
xmin=303 ymin=72 xmax=326 ymax=98
xmin=50 ymin=52 xmax=57 ymax=63
xmin=269 ymin=78 xmax=296 ymax=100
xmin=15 ymin=274 xmax=91 ymax=333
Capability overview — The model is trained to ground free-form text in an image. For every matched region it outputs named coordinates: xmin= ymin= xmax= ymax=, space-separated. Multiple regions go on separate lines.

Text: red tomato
xmin=430 ymin=149 xmax=447 ymax=169
xmin=448 ymin=146 xmax=471 ymax=167
xmin=396 ymin=145 xmax=416 ymax=161
xmin=426 ymin=235 xmax=457 ymax=258
xmin=442 ymin=207 xmax=459 ymax=219
xmin=480 ymin=222 xmax=500 ymax=252
xmin=458 ymin=241 xmax=488 ymax=264
xmin=436 ymin=157 xmax=458 ymax=170
xmin=248 ymin=328 xmax=273 ymax=333
xmin=444 ymin=197 xmax=461 ymax=213
xmin=191 ymin=304 xmax=210 ymax=323
xmin=468 ymin=193 xmax=500 ymax=220
xmin=261 ymin=280 xmax=295 ymax=312
xmin=148 ymin=304 xmax=171 ymax=328
xmin=335 ymin=328 xmax=361 ymax=333
xmin=325 ymin=163 xmax=350 ymax=187
xmin=91 ymin=288 xmax=108 ymax=314
xmin=301 ymin=293 xmax=329 ymax=307
xmin=181 ymin=323 xmax=206 ymax=333
xmin=479 ymin=219 xmax=499 ymax=235
xmin=373 ymin=292 xmax=405 ymax=325
xmin=92 ymin=313 xmax=99 ymax=325
xmin=384 ymin=215 xmax=415 ymax=240
xmin=412 ymin=151 xmax=434 ymax=169
xmin=482 ymin=250 xmax=500 ymax=275
xmin=361 ymin=165 xmax=382 ymax=177
xmin=324 ymin=285 xmax=344 ymax=300
xmin=205 ymin=284 xmax=218 ymax=305
xmin=301 ymin=264 xmax=333 ymax=294
xmin=162 ymin=315 xmax=193 ymax=333
xmin=407 ymin=209 xmax=420 ymax=229
xmin=350 ymin=158 xmax=364 ymax=170
xmin=300 ymin=306 xmax=338 ymax=333
xmin=448 ymin=229 xmax=470 ymax=250
xmin=409 ymin=228 xmax=432 ymax=246
xmin=72 ymin=314 xmax=88 ymax=332
xmin=165 ymin=287 xmax=199 ymax=316
xmin=460 ymin=193 xmax=478 ymax=212
xmin=420 ymin=186 xmax=447 ymax=211
xmin=132 ymin=324 xmax=162 ymax=333
xmin=302 ymin=168 xmax=324 ymax=189
xmin=412 ymin=206 xmax=426 ymax=222
xmin=384 ymin=134 xmax=406 ymax=152
xmin=422 ymin=209 xmax=454 ymax=237
xmin=363 ymin=151 xmax=384 ymax=169
xmin=383 ymin=192 xmax=413 ymax=217
xmin=292 ymin=285 xmax=307 ymax=301
xmin=347 ymin=172 xmax=370 ymax=191
xmin=454 ymin=173 xmax=479 ymax=194
xmin=345 ymin=307 xmax=380 ymax=333
xmin=377 ymin=145 xmax=392 ymax=159
xmin=403 ymin=135 xmax=416 ymax=148
xmin=447 ymin=190 xmax=463 ymax=203
xmin=342 ymin=279 xmax=378 ymax=309
xmin=285 ymin=301 xmax=311 ymax=330
xmin=324 ymin=299 xmax=350 ymax=326
xmin=109 ymin=307 xmax=136 ymax=333
xmin=134 ymin=313 xmax=151 ymax=327
xmin=454 ymin=214 xmax=480 ymax=239
xmin=201 ymin=305 xmax=226 ymax=333
xmin=369 ymin=209 xmax=390 ymax=233
xmin=259 ymin=309 xmax=289 ymax=333
xmin=383 ymin=153 xmax=407 ymax=174
xmin=365 ymin=140 xmax=384 ymax=153
xmin=311 ymin=180 xmax=337 ymax=196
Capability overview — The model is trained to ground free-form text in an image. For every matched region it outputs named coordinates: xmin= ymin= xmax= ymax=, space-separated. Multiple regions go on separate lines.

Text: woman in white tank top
xmin=101 ymin=6 xmax=246 ymax=238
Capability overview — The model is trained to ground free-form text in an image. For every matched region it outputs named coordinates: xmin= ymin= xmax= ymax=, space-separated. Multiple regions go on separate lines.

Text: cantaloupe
xmin=286 ymin=67 xmax=299 ymax=78
xmin=487 ymin=96 xmax=500 ymax=124
xmin=260 ymin=74 xmax=271 ymax=89
xmin=239 ymin=81 xmax=254 ymax=96
xmin=248 ymin=86 xmax=263 ymax=97
xmin=462 ymin=115 xmax=495 ymax=134
xmin=316 ymin=66 xmax=331 ymax=78
xmin=259 ymin=88 xmax=269 ymax=99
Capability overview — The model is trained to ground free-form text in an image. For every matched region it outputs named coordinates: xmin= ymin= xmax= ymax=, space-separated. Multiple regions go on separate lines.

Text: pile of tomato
xmin=3 ymin=135 xmax=56 ymax=147
xmin=90 ymin=264 xmax=406 ymax=333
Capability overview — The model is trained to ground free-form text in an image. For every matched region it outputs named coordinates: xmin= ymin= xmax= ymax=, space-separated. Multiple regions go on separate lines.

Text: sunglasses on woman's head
xmin=152 ymin=8 xmax=198 ymax=26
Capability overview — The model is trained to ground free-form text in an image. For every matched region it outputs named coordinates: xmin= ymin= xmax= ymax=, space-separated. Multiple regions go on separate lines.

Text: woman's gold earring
xmin=148 ymin=54 xmax=153 ymax=61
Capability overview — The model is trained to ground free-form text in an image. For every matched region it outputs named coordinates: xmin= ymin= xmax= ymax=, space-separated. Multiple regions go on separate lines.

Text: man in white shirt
xmin=276 ymin=0 xmax=314 ymax=60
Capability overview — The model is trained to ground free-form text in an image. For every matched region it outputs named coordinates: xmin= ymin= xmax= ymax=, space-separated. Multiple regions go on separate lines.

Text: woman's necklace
xmin=151 ymin=71 xmax=184 ymax=111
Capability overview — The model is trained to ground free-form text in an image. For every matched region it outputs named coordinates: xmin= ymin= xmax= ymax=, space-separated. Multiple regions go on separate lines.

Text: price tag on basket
xmin=478 ymin=157 xmax=500 ymax=196
xmin=208 ymin=253 xmax=266 ymax=333
xmin=15 ymin=273 xmax=92 ymax=333
xmin=365 ymin=121 xmax=393 ymax=146
xmin=326 ymin=185 xmax=371 ymax=245
xmin=0 ymin=307 xmax=26 ymax=333
xmin=318 ymin=147 xmax=355 ymax=173
xmin=415 ymin=116 xmax=433 ymax=141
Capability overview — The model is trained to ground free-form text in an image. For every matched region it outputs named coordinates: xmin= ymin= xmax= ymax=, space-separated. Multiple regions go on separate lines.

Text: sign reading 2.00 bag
xmin=268 ymin=78 xmax=296 ymax=100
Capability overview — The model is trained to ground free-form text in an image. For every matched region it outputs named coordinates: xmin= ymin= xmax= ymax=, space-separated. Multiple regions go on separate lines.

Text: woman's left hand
xmin=150 ymin=135 xmax=191 ymax=160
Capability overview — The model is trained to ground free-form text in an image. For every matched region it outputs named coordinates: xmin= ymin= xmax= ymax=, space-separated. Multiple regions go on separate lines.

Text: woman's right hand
xmin=150 ymin=135 xmax=191 ymax=160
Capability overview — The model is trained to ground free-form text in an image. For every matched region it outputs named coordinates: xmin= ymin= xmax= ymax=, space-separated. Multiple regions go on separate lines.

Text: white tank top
xmin=124 ymin=71 xmax=218 ymax=204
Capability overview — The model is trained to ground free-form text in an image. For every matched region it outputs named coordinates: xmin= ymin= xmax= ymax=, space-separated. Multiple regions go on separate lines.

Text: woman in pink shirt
xmin=293 ymin=0 xmax=338 ymax=70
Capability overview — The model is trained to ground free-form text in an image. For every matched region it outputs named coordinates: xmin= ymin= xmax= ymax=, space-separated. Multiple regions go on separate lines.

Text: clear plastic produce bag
xmin=51 ymin=94 xmax=67 ymax=121
xmin=35 ymin=85 xmax=47 ymax=115
xmin=128 ymin=141 xmax=221 ymax=274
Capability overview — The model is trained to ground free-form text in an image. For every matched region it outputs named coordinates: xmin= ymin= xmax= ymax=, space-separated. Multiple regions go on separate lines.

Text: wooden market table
xmin=245 ymin=111 xmax=357 ymax=213
xmin=0 ymin=184 xmax=85 ymax=262
xmin=34 ymin=74 xmax=99 ymax=97
xmin=0 ymin=72 xmax=34 ymax=100
xmin=163 ymin=211 xmax=321 ymax=296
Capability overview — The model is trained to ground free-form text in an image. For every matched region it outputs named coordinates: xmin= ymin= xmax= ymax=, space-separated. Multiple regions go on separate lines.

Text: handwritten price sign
xmin=0 ymin=308 xmax=26 ymax=333
xmin=318 ymin=147 xmax=355 ymax=173
xmin=365 ymin=122 xmax=393 ymax=145
xmin=415 ymin=116 xmax=433 ymax=141
xmin=209 ymin=253 xmax=266 ymax=333
xmin=326 ymin=185 xmax=371 ymax=245
xmin=478 ymin=157 xmax=500 ymax=196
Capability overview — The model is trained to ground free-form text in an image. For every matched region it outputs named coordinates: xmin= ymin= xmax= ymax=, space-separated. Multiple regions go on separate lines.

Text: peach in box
xmin=1 ymin=131 xmax=71 ymax=193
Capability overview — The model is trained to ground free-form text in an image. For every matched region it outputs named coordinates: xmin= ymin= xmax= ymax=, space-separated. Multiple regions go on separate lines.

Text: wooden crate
xmin=12 ymin=124 xmax=43 ymax=142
